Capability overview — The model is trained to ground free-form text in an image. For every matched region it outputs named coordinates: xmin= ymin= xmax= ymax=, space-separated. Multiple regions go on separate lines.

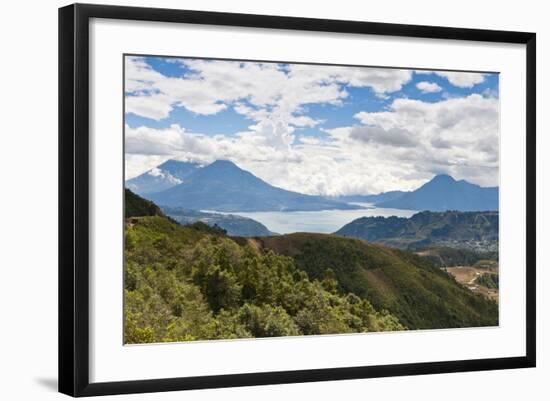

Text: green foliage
xmin=256 ymin=233 xmax=499 ymax=330
xmin=125 ymin=217 xmax=405 ymax=343
xmin=124 ymin=204 xmax=499 ymax=344
xmin=124 ymin=216 xmax=404 ymax=343
xmin=475 ymin=273 xmax=499 ymax=289
xmin=237 ymin=304 xmax=301 ymax=337
xmin=125 ymin=188 xmax=165 ymax=219
xmin=420 ymin=246 xmax=498 ymax=268
xmin=186 ymin=221 xmax=227 ymax=236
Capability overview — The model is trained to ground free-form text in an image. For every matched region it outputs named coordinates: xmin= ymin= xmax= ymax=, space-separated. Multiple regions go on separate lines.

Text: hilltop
xmin=125 ymin=188 xmax=166 ymax=218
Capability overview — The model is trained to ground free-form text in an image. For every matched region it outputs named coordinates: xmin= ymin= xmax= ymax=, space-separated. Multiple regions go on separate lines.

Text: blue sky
xmin=124 ymin=56 xmax=499 ymax=195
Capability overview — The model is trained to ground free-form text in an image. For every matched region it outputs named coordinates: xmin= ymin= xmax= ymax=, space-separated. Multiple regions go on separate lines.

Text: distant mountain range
xmin=162 ymin=206 xmax=276 ymax=237
xmin=335 ymin=210 xmax=499 ymax=252
xmin=137 ymin=160 xmax=361 ymax=212
xmin=127 ymin=161 xmax=498 ymax=213
xmin=126 ymin=160 xmax=200 ymax=195
xmin=361 ymin=174 xmax=498 ymax=212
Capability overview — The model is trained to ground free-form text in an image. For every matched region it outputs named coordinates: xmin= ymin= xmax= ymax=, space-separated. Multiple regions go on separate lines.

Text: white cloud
xmin=436 ymin=72 xmax=486 ymax=88
xmin=125 ymin=93 xmax=498 ymax=194
xmin=147 ymin=167 xmax=182 ymax=185
xmin=416 ymin=81 xmax=442 ymax=93
xmin=416 ymin=70 xmax=486 ymax=88
xmin=125 ymin=58 xmax=413 ymax=156
xmin=287 ymin=64 xmax=412 ymax=94
xmin=350 ymin=126 xmax=416 ymax=148
xmin=351 ymin=94 xmax=499 ymax=187
xmin=125 ymin=93 xmax=173 ymax=120
xmin=289 ymin=115 xmax=321 ymax=127
xmin=125 ymin=58 xmax=498 ymax=194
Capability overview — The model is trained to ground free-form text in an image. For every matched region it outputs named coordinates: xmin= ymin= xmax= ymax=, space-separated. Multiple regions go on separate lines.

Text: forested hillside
xmin=125 ymin=216 xmax=404 ymax=343
xmin=124 ymin=191 xmax=498 ymax=343
xmin=125 ymin=188 xmax=166 ymax=218
xmin=250 ymin=234 xmax=499 ymax=329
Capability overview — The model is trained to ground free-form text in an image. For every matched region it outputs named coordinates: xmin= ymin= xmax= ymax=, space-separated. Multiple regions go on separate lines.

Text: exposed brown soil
xmin=444 ymin=266 xmax=499 ymax=302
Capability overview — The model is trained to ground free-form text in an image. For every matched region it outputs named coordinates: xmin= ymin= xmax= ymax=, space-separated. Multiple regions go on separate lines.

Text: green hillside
xmin=251 ymin=233 xmax=498 ymax=330
xmin=124 ymin=216 xmax=404 ymax=343
xmin=124 ymin=190 xmax=498 ymax=342
xmin=125 ymin=188 xmax=166 ymax=219
xmin=417 ymin=246 xmax=498 ymax=268
xmin=335 ymin=210 xmax=499 ymax=252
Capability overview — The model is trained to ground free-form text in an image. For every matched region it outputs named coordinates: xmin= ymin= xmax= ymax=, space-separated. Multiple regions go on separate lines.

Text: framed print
xmin=58 ymin=3 xmax=536 ymax=397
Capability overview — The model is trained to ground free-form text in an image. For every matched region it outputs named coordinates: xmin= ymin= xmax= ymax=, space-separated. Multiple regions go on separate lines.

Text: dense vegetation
xmin=125 ymin=188 xmax=166 ymax=219
xmin=475 ymin=273 xmax=499 ymax=289
xmin=335 ymin=210 xmax=499 ymax=252
xmin=252 ymin=234 xmax=499 ymax=330
xmin=124 ymin=191 xmax=498 ymax=343
xmin=418 ymin=246 xmax=498 ymax=268
xmin=124 ymin=216 xmax=404 ymax=343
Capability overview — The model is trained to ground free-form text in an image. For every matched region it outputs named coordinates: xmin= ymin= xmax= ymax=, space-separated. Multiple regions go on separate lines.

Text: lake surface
xmin=205 ymin=203 xmax=418 ymax=235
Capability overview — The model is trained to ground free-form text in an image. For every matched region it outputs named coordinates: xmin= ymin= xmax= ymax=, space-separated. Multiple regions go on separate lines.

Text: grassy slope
xmin=252 ymin=233 xmax=499 ymax=330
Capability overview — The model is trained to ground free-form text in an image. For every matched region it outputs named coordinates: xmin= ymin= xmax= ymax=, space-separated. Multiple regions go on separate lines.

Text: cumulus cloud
xmin=125 ymin=94 xmax=499 ymax=193
xmin=416 ymin=81 xmax=442 ymax=93
xmin=125 ymin=57 xmax=413 ymax=156
xmin=416 ymin=70 xmax=486 ymax=88
xmin=125 ymin=57 xmax=499 ymax=194
xmin=125 ymin=93 xmax=174 ymax=120
xmin=435 ymin=72 xmax=486 ymax=88
xmin=350 ymin=126 xmax=416 ymax=148
xmin=351 ymin=94 xmax=499 ymax=187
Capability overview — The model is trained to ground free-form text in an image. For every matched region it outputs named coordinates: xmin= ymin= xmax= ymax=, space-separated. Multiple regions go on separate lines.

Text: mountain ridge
xmin=334 ymin=210 xmax=499 ymax=252
xmin=145 ymin=160 xmax=362 ymax=212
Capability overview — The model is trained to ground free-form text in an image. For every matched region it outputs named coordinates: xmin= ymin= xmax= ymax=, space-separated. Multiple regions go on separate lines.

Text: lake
xmin=205 ymin=203 xmax=418 ymax=235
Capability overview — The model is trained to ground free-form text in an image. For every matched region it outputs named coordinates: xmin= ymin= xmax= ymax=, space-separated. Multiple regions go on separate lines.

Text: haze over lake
xmin=205 ymin=203 xmax=418 ymax=234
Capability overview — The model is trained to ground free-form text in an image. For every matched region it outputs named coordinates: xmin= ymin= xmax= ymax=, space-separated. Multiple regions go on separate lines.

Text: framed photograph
xmin=59 ymin=3 xmax=536 ymax=397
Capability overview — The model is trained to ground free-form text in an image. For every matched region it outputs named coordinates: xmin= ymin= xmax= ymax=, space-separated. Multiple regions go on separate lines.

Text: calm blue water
xmin=205 ymin=203 xmax=418 ymax=235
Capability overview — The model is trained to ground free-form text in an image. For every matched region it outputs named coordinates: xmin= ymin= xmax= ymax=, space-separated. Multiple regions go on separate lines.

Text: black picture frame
xmin=59 ymin=3 xmax=536 ymax=397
